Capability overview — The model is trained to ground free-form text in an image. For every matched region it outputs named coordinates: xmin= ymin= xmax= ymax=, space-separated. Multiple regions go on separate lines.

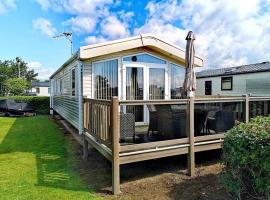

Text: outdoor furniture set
xmin=119 ymin=105 xmax=236 ymax=143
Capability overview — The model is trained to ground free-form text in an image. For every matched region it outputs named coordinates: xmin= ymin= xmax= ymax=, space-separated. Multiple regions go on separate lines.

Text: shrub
xmin=0 ymin=96 xmax=50 ymax=114
xmin=221 ymin=116 xmax=270 ymax=199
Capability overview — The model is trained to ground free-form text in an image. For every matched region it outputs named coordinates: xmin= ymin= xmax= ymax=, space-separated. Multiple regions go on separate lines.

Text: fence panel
xmin=84 ymin=99 xmax=112 ymax=149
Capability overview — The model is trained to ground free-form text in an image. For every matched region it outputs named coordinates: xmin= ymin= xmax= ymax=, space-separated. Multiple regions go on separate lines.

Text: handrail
xmin=119 ymin=99 xmax=189 ymax=105
xmin=249 ymin=96 xmax=270 ymax=101
xmin=85 ymin=96 xmax=270 ymax=105
xmin=84 ymin=98 xmax=111 ymax=105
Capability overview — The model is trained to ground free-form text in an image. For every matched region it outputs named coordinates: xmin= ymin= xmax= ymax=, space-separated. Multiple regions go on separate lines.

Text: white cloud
xmin=36 ymin=0 xmax=113 ymax=35
xmin=35 ymin=0 xmax=50 ymax=10
xmin=136 ymin=0 xmax=270 ymax=68
xmin=101 ymin=15 xmax=130 ymax=39
xmin=35 ymin=0 xmax=132 ymax=42
xmin=41 ymin=0 xmax=113 ymax=15
xmin=28 ymin=61 xmax=54 ymax=80
xmin=64 ymin=16 xmax=96 ymax=33
xmin=84 ymin=35 xmax=107 ymax=45
xmin=33 ymin=18 xmax=57 ymax=37
xmin=0 ymin=0 xmax=16 ymax=15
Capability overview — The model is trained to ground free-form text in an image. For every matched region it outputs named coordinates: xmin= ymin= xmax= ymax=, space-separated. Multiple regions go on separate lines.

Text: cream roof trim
xmin=79 ymin=34 xmax=203 ymax=67
xmin=50 ymin=34 xmax=204 ymax=79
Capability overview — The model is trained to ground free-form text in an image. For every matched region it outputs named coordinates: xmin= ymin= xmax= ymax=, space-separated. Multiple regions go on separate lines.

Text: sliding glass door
xmin=122 ymin=53 xmax=169 ymax=124
xmin=126 ymin=67 xmax=144 ymax=122
xmin=149 ymin=68 xmax=165 ymax=100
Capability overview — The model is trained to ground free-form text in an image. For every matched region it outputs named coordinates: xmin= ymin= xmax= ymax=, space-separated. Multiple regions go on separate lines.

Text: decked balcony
xmin=83 ymin=95 xmax=270 ymax=194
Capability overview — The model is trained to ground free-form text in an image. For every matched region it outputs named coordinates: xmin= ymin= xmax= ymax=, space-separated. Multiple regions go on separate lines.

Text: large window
xmin=123 ymin=53 xmax=166 ymax=64
xmin=71 ymin=68 xmax=76 ymax=96
xmin=170 ymin=63 xmax=185 ymax=99
xmin=221 ymin=76 xmax=233 ymax=90
xmin=93 ymin=59 xmax=118 ymax=100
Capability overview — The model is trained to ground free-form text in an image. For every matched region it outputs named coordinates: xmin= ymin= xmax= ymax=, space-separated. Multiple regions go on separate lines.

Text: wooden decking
xmin=83 ymin=95 xmax=270 ymax=195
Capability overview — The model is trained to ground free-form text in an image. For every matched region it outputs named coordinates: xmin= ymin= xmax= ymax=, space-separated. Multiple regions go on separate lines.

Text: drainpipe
xmin=78 ymin=60 xmax=83 ymax=135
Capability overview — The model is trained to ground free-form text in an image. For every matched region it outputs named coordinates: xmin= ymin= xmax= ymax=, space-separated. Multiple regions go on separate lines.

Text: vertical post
xmin=245 ymin=94 xmax=249 ymax=123
xmin=82 ymin=134 xmax=89 ymax=160
xmin=111 ymin=97 xmax=120 ymax=195
xmin=187 ymin=96 xmax=195 ymax=176
xmin=82 ymin=100 xmax=89 ymax=160
xmin=78 ymin=61 xmax=83 ymax=135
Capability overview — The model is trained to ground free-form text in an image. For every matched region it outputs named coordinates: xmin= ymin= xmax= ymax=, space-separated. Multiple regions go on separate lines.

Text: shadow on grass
xmin=0 ymin=116 xmax=89 ymax=192
xmin=0 ymin=116 xmax=225 ymax=196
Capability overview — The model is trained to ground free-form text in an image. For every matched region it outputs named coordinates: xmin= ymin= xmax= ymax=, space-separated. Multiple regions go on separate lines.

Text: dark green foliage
xmin=0 ymin=57 xmax=38 ymax=95
xmin=221 ymin=116 xmax=270 ymax=199
xmin=0 ymin=96 xmax=50 ymax=114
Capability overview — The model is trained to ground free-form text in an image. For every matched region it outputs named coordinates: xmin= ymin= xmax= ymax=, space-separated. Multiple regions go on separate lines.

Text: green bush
xmin=221 ymin=116 xmax=270 ymax=199
xmin=0 ymin=96 xmax=50 ymax=114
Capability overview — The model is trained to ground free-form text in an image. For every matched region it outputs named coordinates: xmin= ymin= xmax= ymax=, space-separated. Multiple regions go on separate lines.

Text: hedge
xmin=0 ymin=96 xmax=50 ymax=114
xmin=221 ymin=116 xmax=270 ymax=199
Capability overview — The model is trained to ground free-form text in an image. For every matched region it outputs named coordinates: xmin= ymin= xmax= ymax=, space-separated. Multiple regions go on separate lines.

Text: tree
xmin=4 ymin=78 xmax=29 ymax=96
xmin=0 ymin=57 xmax=38 ymax=95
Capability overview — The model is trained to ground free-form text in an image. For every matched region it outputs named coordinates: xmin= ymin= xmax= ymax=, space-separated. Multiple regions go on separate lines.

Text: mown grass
xmin=0 ymin=116 xmax=100 ymax=200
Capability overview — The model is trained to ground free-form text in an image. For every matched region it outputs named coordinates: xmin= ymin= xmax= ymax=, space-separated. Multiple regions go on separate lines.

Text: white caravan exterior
xmin=50 ymin=34 xmax=204 ymax=134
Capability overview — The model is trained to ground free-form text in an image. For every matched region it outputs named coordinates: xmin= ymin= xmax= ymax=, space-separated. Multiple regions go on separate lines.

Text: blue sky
xmin=1 ymin=0 xmax=270 ymax=79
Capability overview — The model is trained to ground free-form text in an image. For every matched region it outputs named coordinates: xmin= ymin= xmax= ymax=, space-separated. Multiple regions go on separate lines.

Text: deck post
xmin=187 ymin=96 xmax=195 ymax=176
xmin=82 ymin=134 xmax=89 ymax=160
xmin=111 ymin=97 xmax=120 ymax=195
xmin=245 ymin=94 xmax=250 ymax=123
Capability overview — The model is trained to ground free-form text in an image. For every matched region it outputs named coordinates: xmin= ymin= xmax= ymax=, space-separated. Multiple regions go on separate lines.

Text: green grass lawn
xmin=0 ymin=116 xmax=100 ymax=200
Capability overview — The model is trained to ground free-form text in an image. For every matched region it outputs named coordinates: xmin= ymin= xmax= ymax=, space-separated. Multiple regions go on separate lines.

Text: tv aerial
xmin=53 ymin=32 xmax=73 ymax=55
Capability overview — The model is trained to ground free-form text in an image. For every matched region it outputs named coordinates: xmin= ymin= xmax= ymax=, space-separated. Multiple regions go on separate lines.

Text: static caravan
xmin=50 ymin=34 xmax=203 ymax=134
xmin=50 ymin=34 xmax=208 ymax=194
xmin=196 ymin=61 xmax=270 ymax=96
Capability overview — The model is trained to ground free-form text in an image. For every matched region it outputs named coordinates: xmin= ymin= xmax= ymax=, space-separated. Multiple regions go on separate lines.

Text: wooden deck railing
xmin=83 ymin=95 xmax=270 ymax=195
xmin=84 ymin=98 xmax=112 ymax=149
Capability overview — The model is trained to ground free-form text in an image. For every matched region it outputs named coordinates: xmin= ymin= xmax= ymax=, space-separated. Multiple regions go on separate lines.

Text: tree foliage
xmin=4 ymin=78 xmax=29 ymax=96
xmin=0 ymin=57 xmax=38 ymax=95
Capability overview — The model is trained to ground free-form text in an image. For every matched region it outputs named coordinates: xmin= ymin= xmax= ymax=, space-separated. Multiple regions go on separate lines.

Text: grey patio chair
xmin=147 ymin=104 xmax=158 ymax=135
xmin=120 ymin=113 xmax=136 ymax=142
xmin=206 ymin=110 xmax=235 ymax=133
xmin=155 ymin=105 xmax=186 ymax=139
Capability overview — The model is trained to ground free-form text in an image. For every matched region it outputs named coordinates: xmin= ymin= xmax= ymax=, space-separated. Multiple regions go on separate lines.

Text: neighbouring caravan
xmin=196 ymin=61 xmax=270 ymax=96
xmin=50 ymin=34 xmax=204 ymax=134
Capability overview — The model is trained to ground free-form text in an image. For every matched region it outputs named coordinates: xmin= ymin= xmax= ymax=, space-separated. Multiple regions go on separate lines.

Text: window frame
xmin=205 ymin=80 xmax=212 ymax=95
xmin=221 ymin=76 xmax=233 ymax=91
xmin=91 ymin=57 xmax=119 ymax=99
xmin=59 ymin=78 xmax=63 ymax=94
xmin=36 ymin=87 xmax=40 ymax=94
xmin=71 ymin=68 xmax=76 ymax=96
